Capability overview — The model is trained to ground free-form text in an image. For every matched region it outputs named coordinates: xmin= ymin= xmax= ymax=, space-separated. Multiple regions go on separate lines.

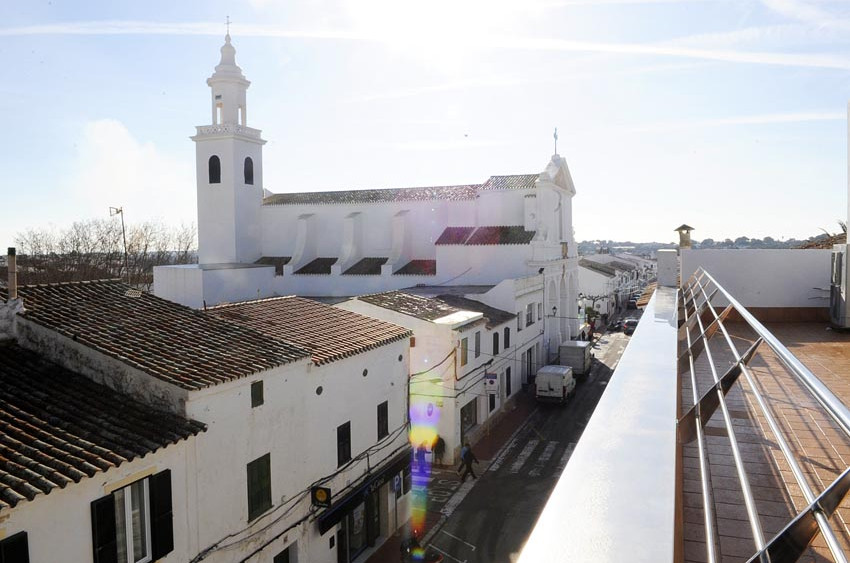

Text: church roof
xmin=393 ymin=260 xmax=437 ymax=276
xmin=3 ymin=280 xmax=310 ymax=390
xmin=435 ymin=225 xmax=535 ymax=245
xmin=0 ymin=342 xmax=205 ymax=511
xmin=208 ymin=296 xmax=412 ymax=365
xmin=261 ymin=174 xmax=538 ymax=206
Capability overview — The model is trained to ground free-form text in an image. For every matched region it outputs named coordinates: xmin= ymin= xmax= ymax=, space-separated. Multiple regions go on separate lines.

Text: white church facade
xmin=154 ymin=34 xmax=581 ymax=348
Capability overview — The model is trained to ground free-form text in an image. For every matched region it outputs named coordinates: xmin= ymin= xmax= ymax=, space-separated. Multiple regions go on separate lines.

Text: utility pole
xmin=109 ymin=206 xmax=130 ymax=286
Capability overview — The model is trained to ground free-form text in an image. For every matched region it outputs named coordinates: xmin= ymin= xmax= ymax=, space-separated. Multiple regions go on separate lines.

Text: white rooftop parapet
xmin=517 ymin=286 xmax=679 ymax=563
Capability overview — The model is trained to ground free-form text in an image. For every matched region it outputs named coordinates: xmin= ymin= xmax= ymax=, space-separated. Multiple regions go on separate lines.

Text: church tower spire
xmin=193 ymin=34 xmax=266 ymax=265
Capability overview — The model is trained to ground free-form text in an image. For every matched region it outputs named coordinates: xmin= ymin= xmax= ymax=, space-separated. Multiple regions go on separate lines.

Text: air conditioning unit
xmin=830 ymin=244 xmax=850 ymax=327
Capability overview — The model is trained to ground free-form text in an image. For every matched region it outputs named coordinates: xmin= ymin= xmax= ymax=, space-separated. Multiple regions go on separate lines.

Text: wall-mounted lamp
xmin=552 ymin=306 xmax=557 ymax=317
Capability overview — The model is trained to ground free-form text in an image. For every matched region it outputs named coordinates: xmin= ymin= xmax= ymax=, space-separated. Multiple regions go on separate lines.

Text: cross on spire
xmin=226 ymin=16 xmax=231 ymax=35
xmin=554 ymin=127 xmax=558 ymax=154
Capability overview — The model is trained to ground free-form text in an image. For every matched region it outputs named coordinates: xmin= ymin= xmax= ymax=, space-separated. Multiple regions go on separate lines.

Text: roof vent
xmin=124 ymin=289 xmax=142 ymax=298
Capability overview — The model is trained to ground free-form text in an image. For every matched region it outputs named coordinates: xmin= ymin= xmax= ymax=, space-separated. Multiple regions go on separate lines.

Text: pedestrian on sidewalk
xmin=432 ymin=435 xmax=445 ymax=466
xmin=416 ymin=441 xmax=429 ymax=473
xmin=457 ymin=442 xmax=479 ymax=482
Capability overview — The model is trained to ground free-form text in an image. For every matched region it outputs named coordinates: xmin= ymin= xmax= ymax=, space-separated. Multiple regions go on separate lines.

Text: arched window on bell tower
xmin=244 ymin=157 xmax=254 ymax=185
xmin=209 ymin=155 xmax=221 ymax=184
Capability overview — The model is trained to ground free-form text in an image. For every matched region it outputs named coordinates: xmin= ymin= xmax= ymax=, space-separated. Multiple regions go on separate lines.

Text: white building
xmin=338 ymin=276 xmax=545 ymax=464
xmin=0 ymin=277 xmax=413 ymax=563
xmin=578 ymin=253 xmax=656 ymax=317
xmin=154 ymin=34 xmax=581 ymax=346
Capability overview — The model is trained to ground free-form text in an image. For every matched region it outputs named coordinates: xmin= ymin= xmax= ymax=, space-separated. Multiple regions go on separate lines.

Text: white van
xmin=535 ymin=365 xmax=576 ymax=404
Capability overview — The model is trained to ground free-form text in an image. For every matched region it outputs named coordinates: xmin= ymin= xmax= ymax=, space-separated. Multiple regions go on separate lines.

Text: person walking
xmin=432 ymin=435 xmax=445 ymax=466
xmin=415 ymin=441 xmax=429 ymax=473
xmin=457 ymin=442 xmax=479 ymax=482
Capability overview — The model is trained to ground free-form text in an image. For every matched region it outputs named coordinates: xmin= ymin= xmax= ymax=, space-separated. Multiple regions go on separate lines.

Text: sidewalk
xmin=365 ymin=389 xmax=537 ymax=563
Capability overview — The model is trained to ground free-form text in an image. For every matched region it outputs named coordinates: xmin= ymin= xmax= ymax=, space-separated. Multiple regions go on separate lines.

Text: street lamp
xmin=551 ymin=305 xmax=557 ymax=317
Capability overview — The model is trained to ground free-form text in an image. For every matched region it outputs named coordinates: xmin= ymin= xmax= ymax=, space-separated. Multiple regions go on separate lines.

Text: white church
xmin=154 ymin=34 xmax=582 ymax=350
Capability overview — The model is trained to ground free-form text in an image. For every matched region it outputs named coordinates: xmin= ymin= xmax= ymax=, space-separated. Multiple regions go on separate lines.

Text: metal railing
xmin=678 ymin=268 xmax=850 ymax=563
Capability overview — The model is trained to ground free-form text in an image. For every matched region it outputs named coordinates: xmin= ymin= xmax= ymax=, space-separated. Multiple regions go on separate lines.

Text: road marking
xmin=508 ymin=439 xmax=540 ymax=474
xmin=555 ymin=442 xmax=576 ymax=472
xmin=487 ymin=410 xmax=540 ymax=472
xmin=441 ymin=530 xmax=477 ymax=551
xmin=429 ymin=544 xmax=467 ymax=563
xmin=528 ymin=441 xmax=559 ymax=477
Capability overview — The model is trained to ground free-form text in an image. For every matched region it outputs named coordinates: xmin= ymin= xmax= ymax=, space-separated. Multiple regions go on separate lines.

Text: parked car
xmin=623 ymin=318 xmax=639 ymax=335
xmin=607 ymin=319 xmax=623 ymax=332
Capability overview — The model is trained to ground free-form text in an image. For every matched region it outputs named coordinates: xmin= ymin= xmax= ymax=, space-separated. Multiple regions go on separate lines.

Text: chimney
xmin=7 ymin=247 xmax=17 ymax=301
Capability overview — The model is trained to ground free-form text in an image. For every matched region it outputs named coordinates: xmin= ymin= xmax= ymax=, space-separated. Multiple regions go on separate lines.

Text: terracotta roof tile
xmin=435 ymin=227 xmax=475 ymax=245
xmin=480 ymin=174 xmax=538 ymax=191
xmin=359 ymin=291 xmax=464 ymax=322
xmin=295 ymin=257 xmax=337 ymax=275
xmin=207 ymin=297 xmax=411 ymax=365
xmin=465 ymin=226 xmax=535 ymax=245
xmin=393 ymin=260 xmax=436 ymax=276
xmin=432 ymin=295 xmax=515 ymax=329
xmin=263 ymin=184 xmax=479 ymax=206
xmin=578 ymin=258 xmax=616 ymax=277
xmin=343 ymin=257 xmax=388 ymax=276
xmin=3 ymin=280 xmax=310 ymax=390
xmin=0 ymin=342 xmax=205 ymax=511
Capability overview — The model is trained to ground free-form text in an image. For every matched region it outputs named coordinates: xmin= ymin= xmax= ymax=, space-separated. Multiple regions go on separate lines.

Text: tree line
xmin=2 ymin=219 xmax=197 ymax=291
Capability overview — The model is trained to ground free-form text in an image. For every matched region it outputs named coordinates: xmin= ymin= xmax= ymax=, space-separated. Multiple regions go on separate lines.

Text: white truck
xmin=535 ymin=365 xmax=576 ymax=404
xmin=559 ymin=341 xmax=592 ymax=378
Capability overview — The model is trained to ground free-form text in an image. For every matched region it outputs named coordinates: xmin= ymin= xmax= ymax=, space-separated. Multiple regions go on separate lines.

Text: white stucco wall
xmin=680 ymin=249 xmax=832 ymax=307
xmin=1 ymin=437 xmax=197 ymax=563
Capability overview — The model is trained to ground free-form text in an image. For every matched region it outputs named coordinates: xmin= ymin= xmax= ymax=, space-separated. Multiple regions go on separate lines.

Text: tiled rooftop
xmin=255 ymin=256 xmax=291 ymax=275
xmin=435 ymin=225 xmax=535 ymax=246
xmin=359 ymin=291 xmax=465 ymax=322
xmin=207 ymin=296 xmax=411 ymax=365
xmin=393 ymin=259 xmax=436 ymax=276
xmin=262 ymin=184 xmax=479 ymax=206
xmin=3 ymin=280 xmax=310 ymax=390
xmin=681 ymin=322 xmax=850 ymax=562
xmin=294 ymin=257 xmax=338 ymax=275
xmin=343 ymin=257 xmax=388 ymax=276
xmin=431 ymin=294 xmax=515 ymax=329
xmin=0 ymin=342 xmax=206 ymax=511
xmin=480 ymin=174 xmax=538 ymax=191
xmin=578 ymin=258 xmax=617 ymax=277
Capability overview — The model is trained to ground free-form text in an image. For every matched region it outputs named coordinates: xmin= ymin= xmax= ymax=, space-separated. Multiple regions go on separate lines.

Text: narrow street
xmin=421 ymin=325 xmax=636 ymax=563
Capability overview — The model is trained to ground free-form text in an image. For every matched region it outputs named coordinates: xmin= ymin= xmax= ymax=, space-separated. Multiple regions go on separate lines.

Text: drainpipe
xmin=7 ymin=248 xmax=17 ymax=301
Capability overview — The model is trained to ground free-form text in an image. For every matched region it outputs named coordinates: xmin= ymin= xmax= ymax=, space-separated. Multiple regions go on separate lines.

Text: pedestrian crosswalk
xmin=491 ymin=437 xmax=576 ymax=479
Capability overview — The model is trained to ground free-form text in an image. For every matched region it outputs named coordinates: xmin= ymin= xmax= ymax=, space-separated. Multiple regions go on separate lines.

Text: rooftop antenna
xmin=109 ymin=206 xmax=130 ymax=286
xmin=554 ymin=127 xmax=558 ymax=155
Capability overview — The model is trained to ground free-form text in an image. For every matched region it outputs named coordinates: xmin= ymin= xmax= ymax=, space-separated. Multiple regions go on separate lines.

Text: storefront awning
xmin=317 ymin=446 xmax=412 ymax=534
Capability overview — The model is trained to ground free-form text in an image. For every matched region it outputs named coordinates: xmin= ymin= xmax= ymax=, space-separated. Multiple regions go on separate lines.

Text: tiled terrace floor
xmin=681 ymin=322 xmax=850 ymax=563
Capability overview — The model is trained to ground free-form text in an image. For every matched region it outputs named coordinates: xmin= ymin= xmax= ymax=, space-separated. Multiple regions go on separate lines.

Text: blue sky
xmin=3 ymin=0 xmax=850 ymax=246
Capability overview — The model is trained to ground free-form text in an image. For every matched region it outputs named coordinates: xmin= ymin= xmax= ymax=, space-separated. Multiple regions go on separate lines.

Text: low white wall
xmin=680 ymin=249 xmax=831 ymax=308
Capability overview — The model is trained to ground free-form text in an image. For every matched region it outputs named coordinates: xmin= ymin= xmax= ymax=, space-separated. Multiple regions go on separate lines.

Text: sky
xmin=2 ymin=0 xmax=850 ymax=246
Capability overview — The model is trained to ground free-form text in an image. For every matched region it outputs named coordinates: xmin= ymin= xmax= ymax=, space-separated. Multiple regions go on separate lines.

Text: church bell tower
xmin=193 ymin=33 xmax=265 ymax=264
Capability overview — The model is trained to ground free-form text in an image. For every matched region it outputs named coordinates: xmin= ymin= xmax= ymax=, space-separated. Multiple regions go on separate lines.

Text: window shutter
xmin=91 ymin=495 xmax=118 ymax=563
xmin=0 ymin=531 xmax=30 ymax=563
xmin=150 ymin=470 xmax=175 ymax=559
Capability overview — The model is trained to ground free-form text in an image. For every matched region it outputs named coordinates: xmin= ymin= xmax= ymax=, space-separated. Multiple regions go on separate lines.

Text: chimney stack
xmin=7 ymin=247 xmax=17 ymax=301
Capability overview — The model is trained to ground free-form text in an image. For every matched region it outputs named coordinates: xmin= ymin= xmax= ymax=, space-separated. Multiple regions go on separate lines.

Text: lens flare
xmin=408 ymin=373 xmax=444 ymax=539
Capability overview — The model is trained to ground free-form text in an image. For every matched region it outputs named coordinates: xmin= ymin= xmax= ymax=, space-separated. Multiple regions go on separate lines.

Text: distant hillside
xmin=579 ymin=233 xmax=845 ymax=256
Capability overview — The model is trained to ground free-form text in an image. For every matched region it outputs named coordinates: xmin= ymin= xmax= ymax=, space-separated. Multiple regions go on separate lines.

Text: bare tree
xmin=4 ymin=219 xmax=197 ymax=291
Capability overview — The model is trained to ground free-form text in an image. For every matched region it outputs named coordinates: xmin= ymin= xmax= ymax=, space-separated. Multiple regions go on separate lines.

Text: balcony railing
xmin=679 ymin=268 xmax=850 ymax=563
xmin=194 ymin=123 xmax=262 ymax=140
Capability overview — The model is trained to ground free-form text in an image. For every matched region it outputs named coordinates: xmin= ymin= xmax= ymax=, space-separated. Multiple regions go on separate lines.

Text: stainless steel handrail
xmin=679 ymin=268 xmax=850 ymax=563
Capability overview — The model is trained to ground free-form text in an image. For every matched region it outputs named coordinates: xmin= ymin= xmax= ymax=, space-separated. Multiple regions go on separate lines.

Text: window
xmin=208 ymin=155 xmax=221 ymax=184
xmin=247 ymin=454 xmax=272 ymax=521
xmin=526 ymin=304 xmax=534 ymax=326
xmin=91 ymin=470 xmax=173 ymax=563
xmin=504 ymin=327 xmax=510 ymax=348
xmin=377 ymin=401 xmax=389 ymax=440
xmin=492 ymin=332 xmax=499 ymax=355
xmin=517 ymin=314 xmax=523 ymax=332
xmin=274 ymin=546 xmax=292 ymax=563
xmin=489 ymin=393 xmax=496 ymax=412
xmin=474 ymin=331 xmax=481 ymax=358
xmin=244 ymin=157 xmax=254 ymax=185
xmin=460 ymin=337 xmax=468 ymax=366
xmin=505 ymin=367 xmax=512 ymax=397
xmin=337 ymin=422 xmax=351 ymax=467
xmin=538 ymin=303 xmax=543 ymax=321
xmin=0 ymin=531 xmax=29 ymax=563
xmin=251 ymin=380 xmax=264 ymax=407
xmin=460 ymin=399 xmax=478 ymax=444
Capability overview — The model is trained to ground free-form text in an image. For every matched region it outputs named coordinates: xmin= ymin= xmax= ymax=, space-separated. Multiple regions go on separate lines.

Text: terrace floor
xmin=681 ymin=322 xmax=850 ymax=563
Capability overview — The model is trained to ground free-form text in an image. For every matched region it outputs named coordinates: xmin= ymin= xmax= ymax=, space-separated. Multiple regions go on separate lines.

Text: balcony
xmin=518 ymin=265 xmax=850 ymax=563
xmin=193 ymin=123 xmax=263 ymax=141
